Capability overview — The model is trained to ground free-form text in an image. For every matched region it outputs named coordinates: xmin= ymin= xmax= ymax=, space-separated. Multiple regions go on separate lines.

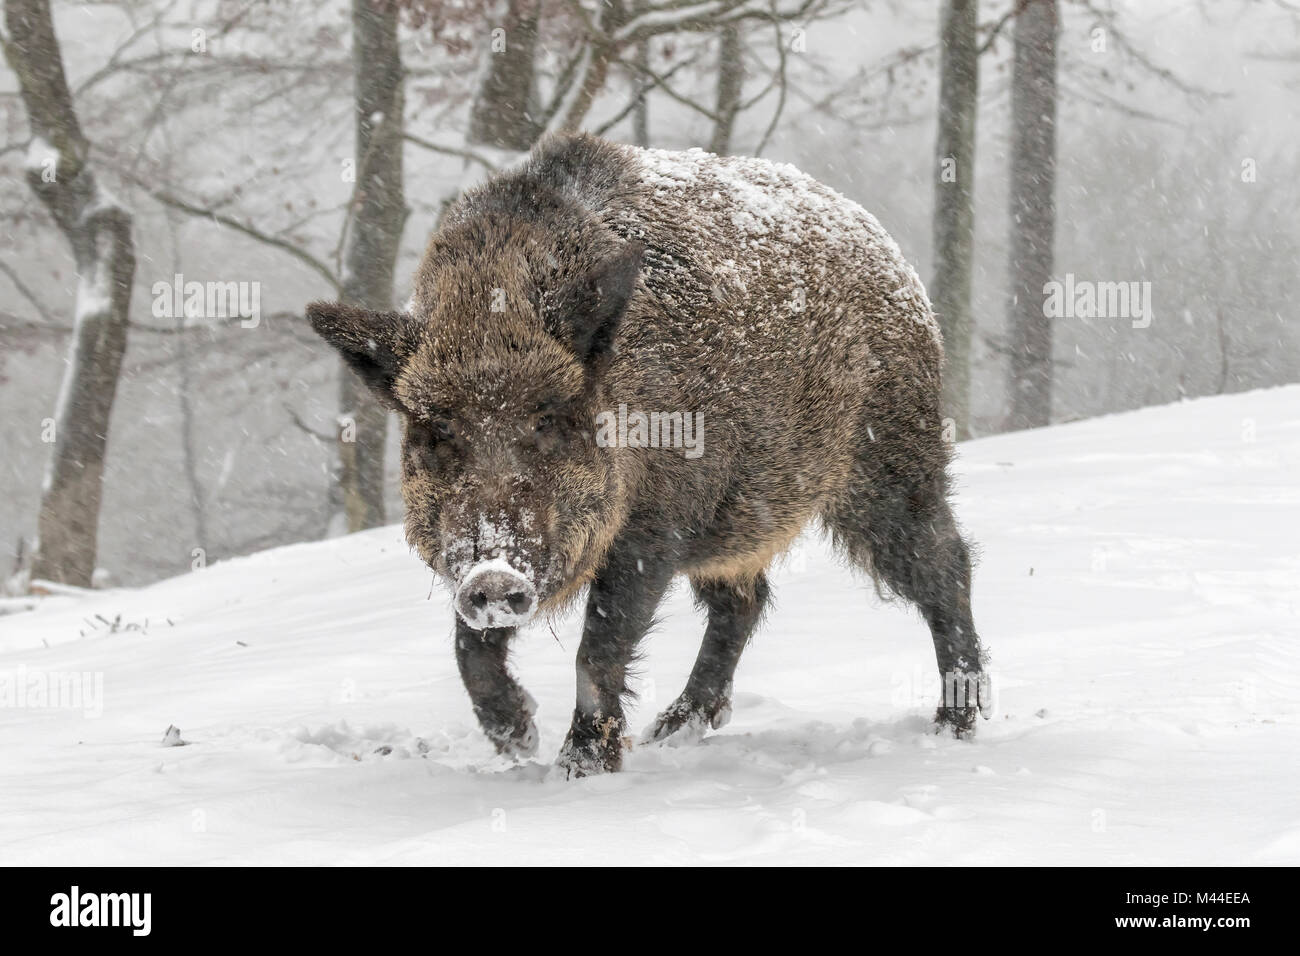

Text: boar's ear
xmin=307 ymin=301 xmax=421 ymax=408
xmin=556 ymin=242 xmax=643 ymax=370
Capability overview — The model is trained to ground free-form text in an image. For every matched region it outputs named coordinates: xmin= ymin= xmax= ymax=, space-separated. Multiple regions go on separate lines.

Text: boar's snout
xmin=455 ymin=560 xmax=538 ymax=630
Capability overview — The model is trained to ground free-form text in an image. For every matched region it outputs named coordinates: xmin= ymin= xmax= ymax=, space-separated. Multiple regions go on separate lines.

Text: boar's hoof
xmin=934 ymin=669 xmax=992 ymax=738
xmin=556 ymin=718 xmax=625 ymax=778
xmin=474 ymin=689 xmax=539 ymax=760
xmin=934 ymin=705 xmax=980 ymax=739
xmin=485 ymin=717 xmax=540 ymax=760
xmin=555 ymin=741 xmax=620 ymax=778
xmin=642 ymin=693 xmax=731 ymax=746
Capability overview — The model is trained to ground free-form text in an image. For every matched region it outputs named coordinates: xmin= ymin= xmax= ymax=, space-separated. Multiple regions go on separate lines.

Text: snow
xmin=612 ymin=3 xmax=752 ymax=44
xmin=24 ymin=136 xmax=56 ymax=177
xmin=1 ymin=387 xmax=1298 ymax=864
xmin=634 ymin=144 xmax=944 ymax=348
xmin=73 ymin=248 xmax=115 ymax=326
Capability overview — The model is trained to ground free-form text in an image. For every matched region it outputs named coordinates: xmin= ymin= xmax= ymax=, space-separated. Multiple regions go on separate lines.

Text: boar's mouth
xmin=436 ymin=512 xmax=555 ymax=630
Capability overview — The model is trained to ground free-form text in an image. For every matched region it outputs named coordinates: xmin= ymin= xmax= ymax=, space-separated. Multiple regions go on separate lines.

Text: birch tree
xmin=2 ymin=0 xmax=136 ymax=586
xmin=1005 ymin=0 xmax=1057 ymax=430
xmin=336 ymin=0 xmax=409 ymax=532
xmin=708 ymin=23 xmax=745 ymax=155
xmin=930 ymin=0 xmax=978 ymax=439
xmin=467 ymin=0 xmax=542 ymax=150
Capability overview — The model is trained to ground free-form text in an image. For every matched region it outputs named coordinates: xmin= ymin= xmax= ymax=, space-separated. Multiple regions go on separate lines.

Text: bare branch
xmin=112 ymin=173 xmax=342 ymax=294
xmin=284 ymin=404 xmax=336 ymax=444
xmin=594 ymin=49 xmax=703 ymax=136
xmin=753 ymin=4 xmax=790 ymax=155
xmin=403 ymin=132 xmax=498 ymax=171
xmin=624 ymin=57 xmax=724 ymax=122
xmin=977 ymin=0 xmax=1031 ymax=56
xmin=0 ymin=258 xmax=58 ymax=325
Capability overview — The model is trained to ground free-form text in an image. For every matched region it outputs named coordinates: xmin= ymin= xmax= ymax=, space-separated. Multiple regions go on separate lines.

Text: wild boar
xmin=308 ymin=132 xmax=988 ymax=776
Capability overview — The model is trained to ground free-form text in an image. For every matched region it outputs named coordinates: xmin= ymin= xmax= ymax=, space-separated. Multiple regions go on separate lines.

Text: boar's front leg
xmin=643 ymin=573 xmax=769 ymax=744
xmin=557 ymin=538 xmax=675 ymax=777
xmin=455 ymin=618 xmax=539 ymax=759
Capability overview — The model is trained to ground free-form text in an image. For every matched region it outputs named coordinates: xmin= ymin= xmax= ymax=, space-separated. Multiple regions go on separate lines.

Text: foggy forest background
xmin=1 ymin=0 xmax=1296 ymax=591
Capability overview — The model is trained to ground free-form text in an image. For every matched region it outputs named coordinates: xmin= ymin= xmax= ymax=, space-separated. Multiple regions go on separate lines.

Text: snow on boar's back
xmin=307 ymin=132 xmax=988 ymax=776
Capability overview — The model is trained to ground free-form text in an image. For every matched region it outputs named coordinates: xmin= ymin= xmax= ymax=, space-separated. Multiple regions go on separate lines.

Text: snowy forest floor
xmin=2 ymin=386 xmax=1298 ymax=865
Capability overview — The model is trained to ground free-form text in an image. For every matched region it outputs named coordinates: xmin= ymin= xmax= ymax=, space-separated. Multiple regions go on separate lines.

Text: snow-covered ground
xmin=2 ymin=387 xmax=1298 ymax=865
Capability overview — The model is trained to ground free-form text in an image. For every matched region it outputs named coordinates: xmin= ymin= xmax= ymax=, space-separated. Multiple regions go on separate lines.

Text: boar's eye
xmin=432 ymin=418 xmax=456 ymax=441
xmin=534 ymin=412 xmax=555 ymax=435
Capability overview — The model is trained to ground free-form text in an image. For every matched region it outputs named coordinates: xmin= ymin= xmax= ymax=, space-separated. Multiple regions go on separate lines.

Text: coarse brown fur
xmin=308 ymin=132 xmax=988 ymax=775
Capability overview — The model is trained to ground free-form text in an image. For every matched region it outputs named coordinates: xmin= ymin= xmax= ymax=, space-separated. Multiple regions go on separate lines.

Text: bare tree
xmin=930 ymin=0 xmax=979 ymax=438
xmin=336 ymin=0 xmax=410 ymax=532
xmin=467 ymin=0 xmax=542 ymax=149
xmin=541 ymin=0 xmax=837 ymax=135
xmin=1005 ymin=0 xmax=1057 ymax=431
xmin=630 ymin=29 xmax=650 ymax=146
xmin=2 ymin=0 xmax=136 ymax=586
xmin=708 ymin=23 xmax=745 ymax=154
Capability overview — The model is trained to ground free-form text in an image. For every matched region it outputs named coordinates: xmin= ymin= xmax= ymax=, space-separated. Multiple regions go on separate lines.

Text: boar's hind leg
xmin=557 ymin=539 xmax=675 ymax=777
xmin=455 ymin=618 xmax=539 ymax=758
xmin=642 ymin=573 xmax=769 ymax=745
xmin=828 ymin=479 xmax=989 ymax=737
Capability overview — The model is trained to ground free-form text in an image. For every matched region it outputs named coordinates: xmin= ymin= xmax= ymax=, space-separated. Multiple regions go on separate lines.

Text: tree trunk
xmin=336 ymin=0 xmax=408 ymax=533
xmin=930 ymin=0 xmax=978 ymax=439
xmin=631 ymin=34 xmax=650 ymax=146
xmin=165 ymin=218 xmax=208 ymax=552
xmin=3 ymin=0 xmax=135 ymax=586
xmin=707 ymin=24 xmax=744 ymax=155
xmin=1005 ymin=0 xmax=1058 ymax=431
xmin=467 ymin=0 xmax=542 ymax=150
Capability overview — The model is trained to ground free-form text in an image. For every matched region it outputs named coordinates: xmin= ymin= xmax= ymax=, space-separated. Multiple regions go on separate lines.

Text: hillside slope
xmin=2 ymin=387 xmax=1298 ymax=865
